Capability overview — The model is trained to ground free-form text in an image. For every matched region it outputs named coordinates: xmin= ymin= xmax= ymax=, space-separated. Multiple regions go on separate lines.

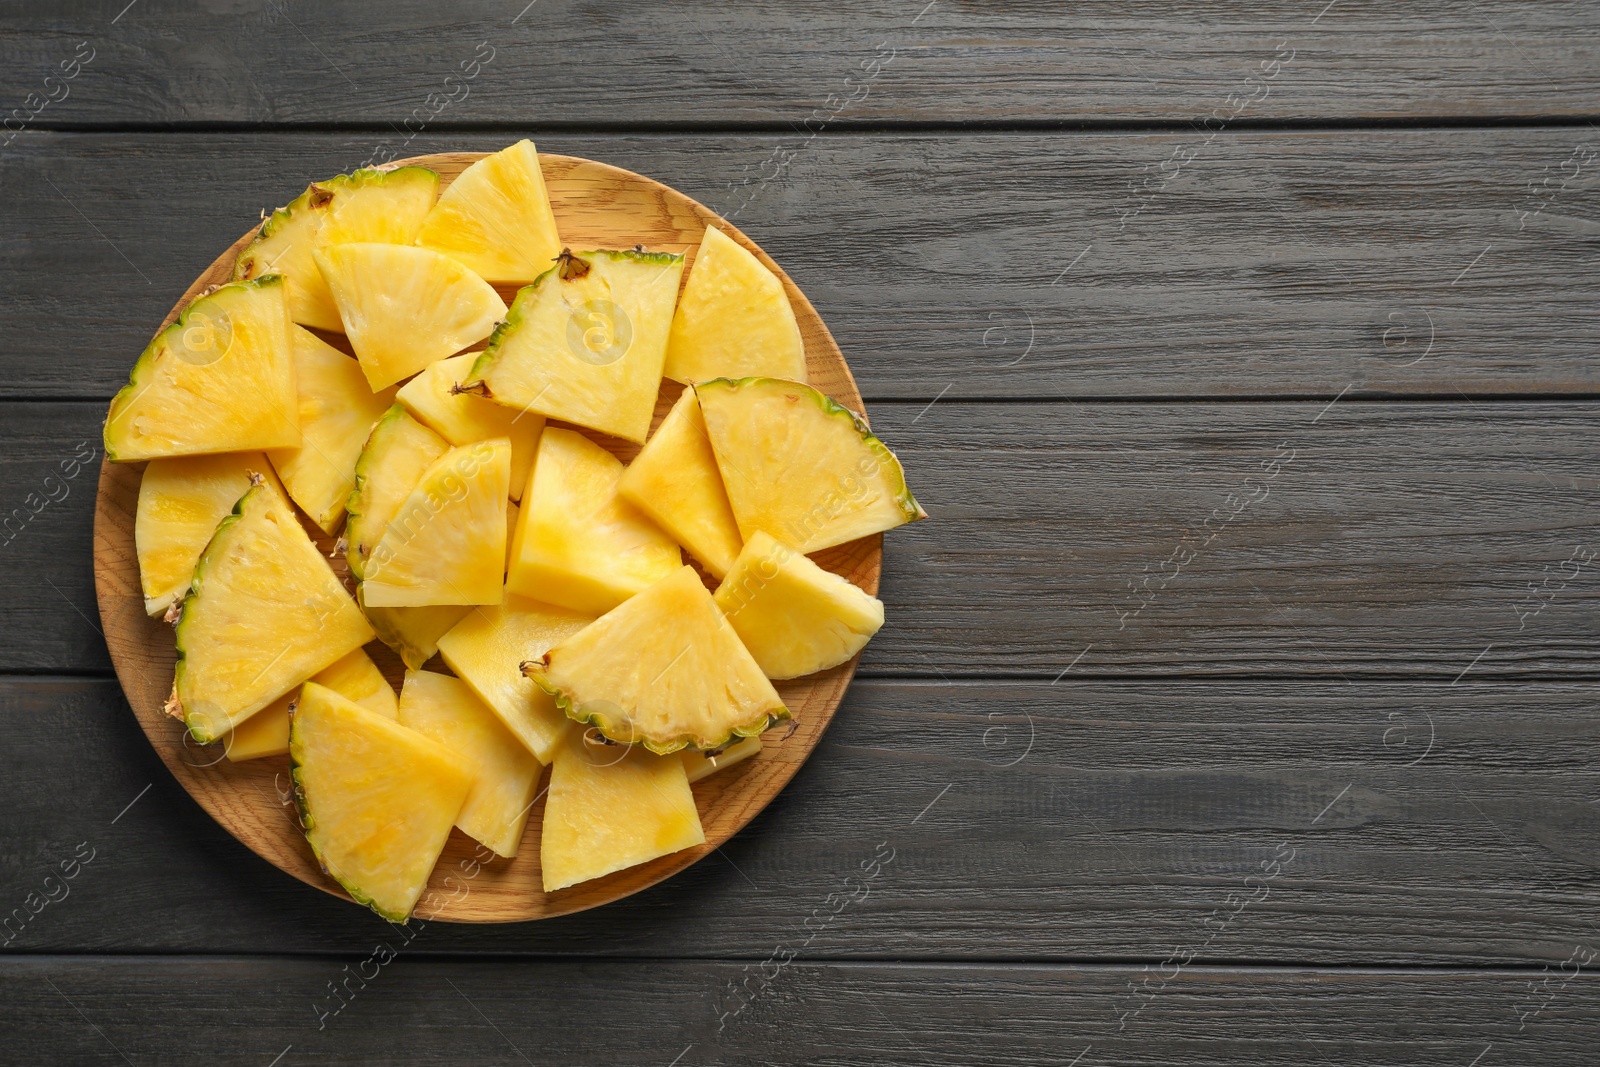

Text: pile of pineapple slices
xmin=108 ymin=141 xmax=923 ymax=921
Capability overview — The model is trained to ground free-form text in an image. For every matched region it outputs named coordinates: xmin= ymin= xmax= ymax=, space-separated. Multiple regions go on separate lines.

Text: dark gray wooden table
xmin=3 ymin=3 xmax=1599 ymax=1063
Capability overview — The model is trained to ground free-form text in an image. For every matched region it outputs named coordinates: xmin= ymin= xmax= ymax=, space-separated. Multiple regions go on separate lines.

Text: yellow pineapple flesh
xmin=362 ymin=598 xmax=471 ymax=672
xmin=696 ymin=377 xmax=925 ymax=554
xmin=526 ymin=565 xmax=786 ymax=754
xmin=436 ymin=592 xmax=594 ymax=763
xmin=105 ymin=277 xmax=300 ymax=462
xmin=664 ymin=226 xmax=806 ymax=384
xmin=267 ymin=326 xmax=397 ymax=533
xmin=417 ymin=140 xmax=563 ymax=283
xmin=395 ymin=352 xmax=542 ymax=502
xmin=540 ymin=728 xmax=705 ymax=892
xmin=398 ymin=670 xmax=542 ymax=858
xmin=343 ymin=406 xmax=450 ymax=581
xmin=681 ymin=735 xmax=763 ymax=784
xmin=617 ymin=387 xmax=742 ymax=579
xmin=291 ymin=682 xmax=472 ymax=921
xmin=225 ymin=647 xmax=396 ymax=762
xmin=506 ymin=427 xmax=679 ymax=615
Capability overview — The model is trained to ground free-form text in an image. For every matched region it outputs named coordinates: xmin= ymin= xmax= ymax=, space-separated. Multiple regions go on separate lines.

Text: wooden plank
xmin=5 ymin=2 xmax=1600 ymax=126
xmin=7 ymin=677 xmax=1600 ymax=963
xmin=4 ymin=130 xmax=1600 ymax=402
xmin=2 ymin=956 xmax=1595 ymax=1065
xmin=11 ymin=399 xmax=1598 ymax=678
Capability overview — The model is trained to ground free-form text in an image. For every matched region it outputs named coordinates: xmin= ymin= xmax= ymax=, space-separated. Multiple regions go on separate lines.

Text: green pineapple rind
xmin=103 ymin=275 xmax=287 ymax=464
xmin=342 ymin=403 xmax=412 ymax=582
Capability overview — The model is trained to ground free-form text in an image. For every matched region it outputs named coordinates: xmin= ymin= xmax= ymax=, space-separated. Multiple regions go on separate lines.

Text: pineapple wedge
xmin=135 ymin=452 xmax=278 ymax=617
xmin=226 ymin=647 xmax=396 ymax=762
xmin=681 ymin=735 xmax=763 ymax=784
xmin=267 ymin=326 xmax=397 ymax=533
xmin=361 ymin=438 xmax=510 ymax=607
xmin=315 ymin=243 xmax=506 ymax=390
xmin=291 ymin=682 xmax=472 ymax=921
xmin=398 ymin=670 xmax=542 ymax=858
xmin=664 ymin=226 xmax=806 ymax=384
xmin=715 ymin=531 xmax=884 ymax=679
xmin=696 ymin=378 xmax=925 ymax=554
xmin=173 ymin=479 xmax=374 ymax=743
xmin=541 ymin=728 xmax=705 ymax=892
xmin=417 ymin=140 xmax=563 ymax=283
xmin=471 ymin=249 xmax=684 ymax=443
xmin=506 ymin=427 xmax=679 ymax=615
xmin=345 ymin=406 xmax=450 ymax=580
xmin=362 ymin=596 xmax=470 ymax=672
xmin=436 ymin=592 xmax=594 ymax=764
xmin=617 ymin=387 xmax=742 ymax=579
xmin=105 ymin=277 xmax=300 ymax=462
xmin=233 ymin=166 xmax=439 ymax=332
xmin=526 ymin=565 xmax=787 ymax=754
xmin=396 ymin=353 xmax=543 ymax=502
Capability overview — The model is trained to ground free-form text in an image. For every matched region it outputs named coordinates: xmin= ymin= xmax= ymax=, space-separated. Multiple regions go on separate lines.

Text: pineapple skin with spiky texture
xmin=664 ymin=226 xmax=807 ymax=384
xmin=396 ymin=352 xmax=543 ymax=503
xmin=105 ymin=277 xmax=301 ymax=462
xmin=696 ymin=377 xmax=925 ymax=554
xmin=225 ymin=647 xmax=397 ymax=762
xmin=715 ymin=531 xmax=884 ymax=679
xmin=417 ymin=139 xmax=563 ymax=283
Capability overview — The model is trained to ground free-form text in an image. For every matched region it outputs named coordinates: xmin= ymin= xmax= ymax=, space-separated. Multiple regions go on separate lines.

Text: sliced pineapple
xmin=361 ymin=438 xmax=510 ymax=607
xmin=233 ymin=166 xmax=440 ymax=333
xmin=363 ymin=598 xmax=470 ymax=672
xmin=395 ymin=353 xmax=543 ymax=502
xmin=526 ymin=565 xmax=786 ymax=754
xmin=681 ymin=735 xmax=763 ymax=784
xmin=105 ymin=277 xmax=300 ymax=462
xmin=436 ymin=592 xmax=594 ymax=764
xmin=344 ymin=406 xmax=450 ymax=581
xmin=225 ymin=647 xmax=396 ymax=762
xmin=541 ymin=728 xmax=705 ymax=892
xmin=506 ymin=427 xmax=679 ymax=615
xmin=135 ymin=453 xmax=278 ymax=617
xmin=315 ymin=243 xmax=507 ymax=390
xmin=398 ymin=670 xmax=542 ymax=857
xmin=696 ymin=378 xmax=925 ymax=554
xmin=471 ymin=249 xmax=685 ymax=443
xmin=417 ymin=140 xmax=563 ymax=283
xmin=291 ymin=682 xmax=472 ymax=921
xmin=173 ymin=479 xmax=374 ymax=743
xmin=664 ymin=226 xmax=806 ymax=384
xmin=267 ymin=326 xmax=397 ymax=532
xmin=617 ymin=387 xmax=742 ymax=579
xmin=715 ymin=531 xmax=884 ymax=679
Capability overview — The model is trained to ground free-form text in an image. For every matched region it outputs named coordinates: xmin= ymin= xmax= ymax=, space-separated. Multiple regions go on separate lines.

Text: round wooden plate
xmin=92 ymin=152 xmax=881 ymax=922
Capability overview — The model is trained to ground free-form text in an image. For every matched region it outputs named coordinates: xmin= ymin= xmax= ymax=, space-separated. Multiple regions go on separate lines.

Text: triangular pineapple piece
xmin=232 ymin=166 xmax=439 ymax=332
xmin=344 ymin=406 xmax=450 ymax=581
xmin=541 ymin=728 xmax=705 ymax=892
xmin=664 ymin=226 xmax=806 ymax=384
xmin=471 ymin=249 xmax=684 ymax=443
xmin=396 ymin=353 xmax=543 ymax=502
xmin=361 ymin=438 xmax=510 ymax=607
xmin=398 ymin=670 xmax=542 ymax=858
xmin=506 ymin=427 xmax=679 ymax=615
xmin=362 ymin=598 xmax=470 ymax=672
xmin=173 ymin=479 xmax=374 ymax=742
xmin=417 ymin=140 xmax=563 ymax=283
xmin=315 ymin=243 xmax=506 ymax=390
xmin=617 ymin=388 xmax=742 ymax=578
xmin=696 ymin=378 xmax=925 ymax=554
xmin=291 ymin=682 xmax=471 ymax=921
xmin=105 ymin=277 xmax=300 ymax=462
xmin=436 ymin=591 xmax=594 ymax=763
xmin=267 ymin=327 xmax=397 ymax=532
xmin=715 ymin=531 xmax=884 ymax=679
xmin=681 ymin=735 xmax=763 ymax=784
xmin=226 ymin=647 xmax=396 ymax=762
xmin=135 ymin=452 xmax=279 ymax=617
xmin=526 ymin=566 xmax=786 ymax=753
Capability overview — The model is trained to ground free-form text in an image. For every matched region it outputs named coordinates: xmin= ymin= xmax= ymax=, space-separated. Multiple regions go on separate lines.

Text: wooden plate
xmin=92 ymin=152 xmax=880 ymax=923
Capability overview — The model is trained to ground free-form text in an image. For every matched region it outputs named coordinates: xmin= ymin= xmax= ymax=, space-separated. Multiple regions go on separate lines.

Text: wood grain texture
xmin=4 ymin=130 xmax=1600 ymax=402
xmin=5 ymin=2 xmax=1600 ymax=125
xmin=19 ymin=398 xmax=1597 ymax=678
xmin=6 ymin=677 xmax=1600 ymax=964
xmin=2 ymin=956 xmax=1596 ymax=1066
xmin=90 ymin=150 xmax=881 ymax=922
